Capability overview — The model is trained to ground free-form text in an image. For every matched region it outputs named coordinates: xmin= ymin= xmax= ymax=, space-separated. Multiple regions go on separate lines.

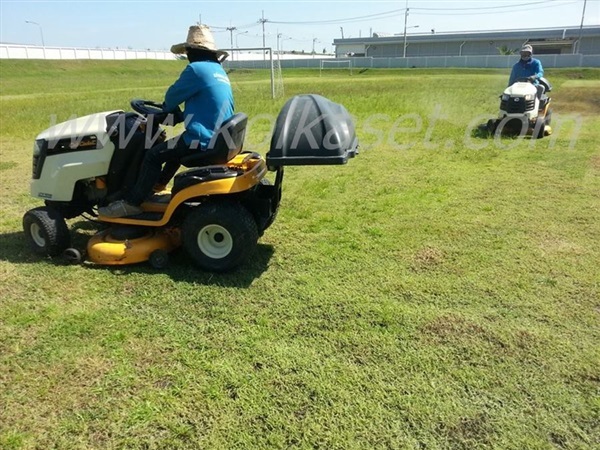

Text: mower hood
xmin=36 ymin=110 xmax=123 ymax=142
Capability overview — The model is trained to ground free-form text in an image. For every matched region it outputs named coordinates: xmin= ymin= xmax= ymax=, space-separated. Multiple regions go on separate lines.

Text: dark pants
xmin=125 ymin=135 xmax=197 ymax=205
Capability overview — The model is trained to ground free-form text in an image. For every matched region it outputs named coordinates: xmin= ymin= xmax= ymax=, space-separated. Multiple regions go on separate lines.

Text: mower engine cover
xmin=267 ymin=94 xmax=358 ymax=166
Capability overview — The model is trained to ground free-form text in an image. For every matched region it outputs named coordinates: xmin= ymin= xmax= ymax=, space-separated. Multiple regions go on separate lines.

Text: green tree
xmin=497 ymin=45 xmax=517 ymax=55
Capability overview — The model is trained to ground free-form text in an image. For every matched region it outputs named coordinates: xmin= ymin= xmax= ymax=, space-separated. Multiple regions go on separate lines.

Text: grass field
xmin=0 ymin=60 xmax=599 ymax=449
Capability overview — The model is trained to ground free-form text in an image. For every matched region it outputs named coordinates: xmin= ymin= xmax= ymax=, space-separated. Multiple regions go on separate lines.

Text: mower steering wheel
xmin=516 ymin=77 xmax=535 ymax=84
xmin=130 ymin=99 xmax=167 ymax=116
xmin=130 ymin=99 xmax=184 ymax=125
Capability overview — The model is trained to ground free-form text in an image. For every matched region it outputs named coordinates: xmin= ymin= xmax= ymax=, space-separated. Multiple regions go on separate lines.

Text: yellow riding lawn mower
xmin=23 ymin=95 xmax=358 ymax=271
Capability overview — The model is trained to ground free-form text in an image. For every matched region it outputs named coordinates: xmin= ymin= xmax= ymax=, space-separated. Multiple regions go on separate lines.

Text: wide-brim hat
xmin=171 ymin=25 xmax=229 ymax=60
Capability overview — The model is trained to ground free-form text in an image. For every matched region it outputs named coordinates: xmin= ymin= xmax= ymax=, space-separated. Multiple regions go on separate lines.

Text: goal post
xmin=223 ymin=47 xmax=284 ymax=99
xmin=319 ymin=59 xmax=353 ymax=76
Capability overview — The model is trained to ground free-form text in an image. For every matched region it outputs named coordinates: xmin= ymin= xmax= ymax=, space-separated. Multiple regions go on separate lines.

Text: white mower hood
xmin=36 ymin=110 xmax=123 ymax=142
xmin=504 ymin=82 xmax=537 ymax=98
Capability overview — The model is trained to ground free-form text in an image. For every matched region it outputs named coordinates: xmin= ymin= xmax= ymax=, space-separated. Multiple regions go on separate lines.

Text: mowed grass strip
xmin=0 ymin=60 xmax=599 ymax=449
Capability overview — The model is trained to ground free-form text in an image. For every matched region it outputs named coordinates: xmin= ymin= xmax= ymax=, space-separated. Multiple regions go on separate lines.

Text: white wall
xmin=0 ymin=44 xmax=177 ymax=60
xmin=0 ymin=44 xmax=335 ymax=61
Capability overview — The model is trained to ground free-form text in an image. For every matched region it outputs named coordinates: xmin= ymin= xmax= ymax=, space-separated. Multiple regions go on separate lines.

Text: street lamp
xmin=312 ymin=37 xmax=320 ymax=55
xmin=402 ymin=0 xmax=420 ymax=58
xmin=277 ymin=33 xmax=292 ymax=54
xmin=403 ymin=25 xmax=419 ymax=58
xmin=25 ymin=20 xmax=45 ymax=47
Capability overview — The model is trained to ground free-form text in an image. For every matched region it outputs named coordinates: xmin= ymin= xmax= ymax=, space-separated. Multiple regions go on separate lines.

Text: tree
xmin=497 ymin=45 xmax=517 ymax=55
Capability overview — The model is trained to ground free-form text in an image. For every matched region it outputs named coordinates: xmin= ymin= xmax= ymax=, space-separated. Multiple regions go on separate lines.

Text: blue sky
xmin=1 ymin=0 xmax=598 ymax=52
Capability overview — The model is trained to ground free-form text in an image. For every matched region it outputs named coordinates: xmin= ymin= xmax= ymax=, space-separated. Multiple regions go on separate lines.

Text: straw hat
xmin=171 ymin=25 xmax=229 ymax=60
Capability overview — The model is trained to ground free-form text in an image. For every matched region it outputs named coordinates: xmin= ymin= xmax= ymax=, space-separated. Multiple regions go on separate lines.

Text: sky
xmin=1 ymin=0 xmax=598 ymax=53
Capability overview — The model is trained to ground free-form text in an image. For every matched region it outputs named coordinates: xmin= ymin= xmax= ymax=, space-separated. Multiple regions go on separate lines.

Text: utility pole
xmin=226 ymin=26 xmax=236 ymax=61
xmin=403 ymin=0 xmax=409 ymax=58
xmin=576 ymin=0 xmax=588 ymax=54
xmin=340 ymin=27 xmax=345 ymax=39
xmin=259 ymin=10 xmax=268 ymax=60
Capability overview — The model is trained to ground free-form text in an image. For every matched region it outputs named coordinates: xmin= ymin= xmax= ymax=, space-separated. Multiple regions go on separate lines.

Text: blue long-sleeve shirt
xmin=164 ymin=60 xmax=234 ymax=148
xmin=508 ymin=58 xmax=544 ymax=86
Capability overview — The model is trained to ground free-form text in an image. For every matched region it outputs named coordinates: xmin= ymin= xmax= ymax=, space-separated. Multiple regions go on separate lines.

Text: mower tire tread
xmin=182 ymin=201 xmax=258 ymax=272
xmin=23 ymin=206 xmax=71 ymax=257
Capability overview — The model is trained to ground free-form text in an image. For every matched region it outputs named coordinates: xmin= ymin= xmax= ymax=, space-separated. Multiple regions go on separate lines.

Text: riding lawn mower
xmin=23 ymin=94 xmax=358 ymax=271
xmin=487 ymin=77 xmax=553 ymax=139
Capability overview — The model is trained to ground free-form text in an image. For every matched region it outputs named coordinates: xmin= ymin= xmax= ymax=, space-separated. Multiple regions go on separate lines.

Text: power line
xmin=269 ymin=9 xmax=405 ymax=25
xmin=412 ymin=1 xmax=578 ymax=16
xmin=264 ymin=0 xmax=573 ymax=26
xmin=413 ymin=0 xmax=567 ymax=11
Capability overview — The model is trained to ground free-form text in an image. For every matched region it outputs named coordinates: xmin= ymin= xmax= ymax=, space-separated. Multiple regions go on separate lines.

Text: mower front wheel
xmin=182 ymin=201 xmax=258 ymax=272
xmin=533 ymin=118 xmax=546 ymax=139
xmin=544 ymin=109 xmax=552 ymax=126
xmin=23 ymin=207 xmax=71 ymax=257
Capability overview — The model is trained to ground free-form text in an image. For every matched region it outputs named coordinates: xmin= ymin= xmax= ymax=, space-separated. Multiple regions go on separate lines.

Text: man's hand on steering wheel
xmin=162 ymin=102 xmax=184 ymax=125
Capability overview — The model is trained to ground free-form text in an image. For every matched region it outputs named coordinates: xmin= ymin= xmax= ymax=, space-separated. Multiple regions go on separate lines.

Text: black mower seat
xmin=179 ymin=113 xmax=248 ymax=168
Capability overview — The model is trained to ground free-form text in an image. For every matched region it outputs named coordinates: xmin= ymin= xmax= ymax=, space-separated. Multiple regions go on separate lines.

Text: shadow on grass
xmin=472 ymin=123 xmax=493 ymax=140
xmin=86 ymin=243 xmax=276 ymax=288
xmin=0 ymin=221 xmax=275 ymax=288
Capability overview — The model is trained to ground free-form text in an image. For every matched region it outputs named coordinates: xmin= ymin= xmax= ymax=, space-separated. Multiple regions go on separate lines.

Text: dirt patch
xmin=590 ymin=155 xmax=600 ymax=171
xmin=538 ymin=233 xmax=585 ymax=256
xmin=421 ymin=314 xmax=492 ymax=345
xmin=438 ymin=412 xmax=494 ymax=448
xmin=551 ymin=87 xmax=600 ymax=116
xmin=413 ymin=246 xmax=445 ymax=270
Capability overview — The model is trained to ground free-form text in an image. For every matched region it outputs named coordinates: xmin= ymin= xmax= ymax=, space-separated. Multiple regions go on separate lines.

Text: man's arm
xmin=508 ymin=64 xmax=517 ymax=86
xmin=534 ymin=59 xmax=544 ymax=80
xmin=163 ymin=65 xmax=201 ymax=111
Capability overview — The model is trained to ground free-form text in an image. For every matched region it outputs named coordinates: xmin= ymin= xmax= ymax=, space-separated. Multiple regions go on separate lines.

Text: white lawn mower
xmin=23 ymin=94 xmax=358 ymax=271
xmin=487 ymin=77 xmax=553 ymax=139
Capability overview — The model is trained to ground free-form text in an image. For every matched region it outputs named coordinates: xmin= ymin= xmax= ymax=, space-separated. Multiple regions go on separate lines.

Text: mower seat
xmin=179 ymin=113 xmax=248 ymax=168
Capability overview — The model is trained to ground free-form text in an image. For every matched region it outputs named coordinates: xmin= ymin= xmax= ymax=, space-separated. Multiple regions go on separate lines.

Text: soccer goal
xmin=319 ymin=59 xmax=353 ymax=76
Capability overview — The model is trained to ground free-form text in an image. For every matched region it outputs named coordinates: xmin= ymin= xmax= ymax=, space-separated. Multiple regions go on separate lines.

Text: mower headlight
xmin=501 ymin=94 xmax=510 ymax=101
xmin=524 ymin=94 xmax=535 ymax=101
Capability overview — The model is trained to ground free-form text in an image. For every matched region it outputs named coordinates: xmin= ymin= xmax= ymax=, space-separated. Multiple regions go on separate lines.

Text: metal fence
xmin=225 ymin=54 xmax=600 ymax=70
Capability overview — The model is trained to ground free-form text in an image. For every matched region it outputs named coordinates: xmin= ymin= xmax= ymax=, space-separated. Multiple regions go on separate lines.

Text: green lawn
xmin=0 ymin=60 xmax=599 ymax=449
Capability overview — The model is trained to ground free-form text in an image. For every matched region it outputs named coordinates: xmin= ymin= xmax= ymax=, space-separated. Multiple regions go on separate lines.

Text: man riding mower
xmin=487 ymin=44 xmax=552 ymax=138
xmin=24 ymin=95 xmax=358 ymax=271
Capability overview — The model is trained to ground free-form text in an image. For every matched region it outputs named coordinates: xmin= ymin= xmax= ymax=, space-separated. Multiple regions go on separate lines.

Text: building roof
xmin=333 ymin=25 xmax=600 ymax=46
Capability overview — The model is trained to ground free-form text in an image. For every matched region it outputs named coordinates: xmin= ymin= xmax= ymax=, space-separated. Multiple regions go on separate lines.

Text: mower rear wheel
xmin=182 ymin=201 xmax=258 ymax=272
xmin=23 ymin=207 xmax=71 ymax=257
